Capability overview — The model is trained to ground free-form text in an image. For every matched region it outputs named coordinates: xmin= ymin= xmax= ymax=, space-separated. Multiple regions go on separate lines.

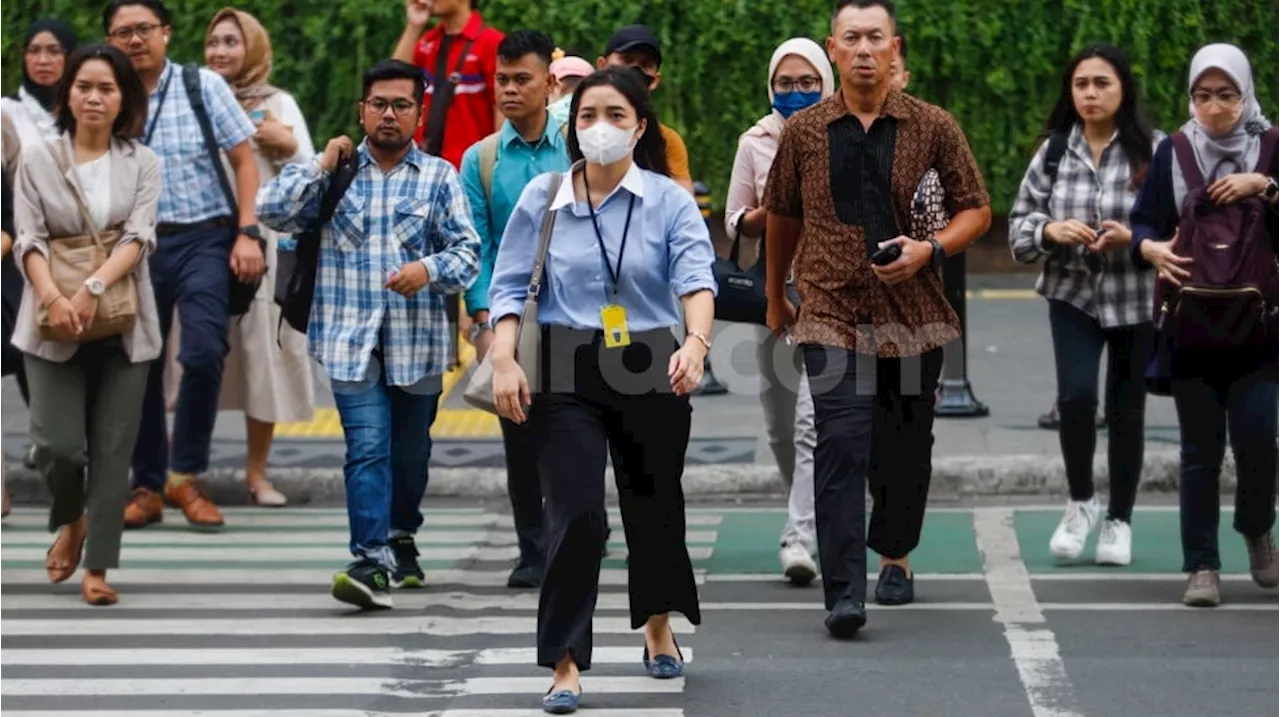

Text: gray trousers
xmin=754 ymin=326 xmax=817 ymax=553
xmin=26 ymin=338 xmax=149 ymax=571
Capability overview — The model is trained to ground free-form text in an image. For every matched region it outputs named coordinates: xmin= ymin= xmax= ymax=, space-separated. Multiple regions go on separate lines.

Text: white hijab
xmin=748 ymin=38 xmax=836 ymax=140
xmin=1182 ymin=43 xmax=1272 ymax=180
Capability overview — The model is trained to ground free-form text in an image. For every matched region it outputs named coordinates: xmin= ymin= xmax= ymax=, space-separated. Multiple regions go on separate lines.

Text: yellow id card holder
xmin=601 ymin=304 xmax=631 ymax=348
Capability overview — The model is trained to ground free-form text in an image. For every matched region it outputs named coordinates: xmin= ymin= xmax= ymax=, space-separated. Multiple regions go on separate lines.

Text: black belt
xmin=156 ymin=216 xmax=233 ymax=236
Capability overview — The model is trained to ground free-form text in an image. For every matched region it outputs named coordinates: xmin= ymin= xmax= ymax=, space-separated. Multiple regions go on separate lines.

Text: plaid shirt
xmin=256 ymin=141 xmax=480 ymax=386
xmin=1009 ymin=123 xmax=1164 ymax=328
xmin=143 ymin=61 xmax=256 ymax=225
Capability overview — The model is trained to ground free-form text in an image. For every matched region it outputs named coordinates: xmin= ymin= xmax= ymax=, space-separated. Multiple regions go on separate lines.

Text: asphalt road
xmin=2 ymin=501 xmax=1275 ymax=717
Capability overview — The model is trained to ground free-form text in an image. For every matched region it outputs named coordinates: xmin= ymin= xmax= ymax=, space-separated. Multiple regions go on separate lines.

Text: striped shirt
xmin=256 ymin=141 xmax=480 ymax=386
xmin=1009 ymin=123 xmax=1164 ymax=328
xmin=143 ymin=60 xmax=256 ymax=225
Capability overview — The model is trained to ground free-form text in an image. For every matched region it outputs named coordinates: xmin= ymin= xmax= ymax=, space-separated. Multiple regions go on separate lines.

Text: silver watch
xmin=83 ymin=277 xmax=106 ymax=297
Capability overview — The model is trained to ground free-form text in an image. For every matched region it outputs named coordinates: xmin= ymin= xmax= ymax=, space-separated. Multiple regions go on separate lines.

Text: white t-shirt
xmin=75 ymin=152 xmax=112 ymax=230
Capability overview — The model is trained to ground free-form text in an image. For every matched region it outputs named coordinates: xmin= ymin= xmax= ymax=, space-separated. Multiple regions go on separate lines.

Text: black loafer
xmin=874 ymin=565 xmax=915 ymax=606
xmin=824 ymin=598 xmax=867 ymax=639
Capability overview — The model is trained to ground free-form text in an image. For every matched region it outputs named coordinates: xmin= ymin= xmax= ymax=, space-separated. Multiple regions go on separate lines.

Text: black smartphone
xmin=870 ymin=243 xmax=902 ymax=266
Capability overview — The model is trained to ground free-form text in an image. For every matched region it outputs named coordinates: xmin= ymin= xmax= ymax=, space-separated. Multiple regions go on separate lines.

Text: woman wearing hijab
xmin=160 ymin=7 xmax=315 ymax=506
xmin=723 ymin=38 xmax=834 ymax=587
xmin=1130 ymin=43 xmax=1279 ymax=608
xmin=2 ymin=18 xmax=77 ymax=147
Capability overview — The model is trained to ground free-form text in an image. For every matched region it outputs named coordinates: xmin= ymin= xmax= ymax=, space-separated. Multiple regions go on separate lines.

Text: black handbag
xmin=712 ymin=226 xmax=801 ymax=325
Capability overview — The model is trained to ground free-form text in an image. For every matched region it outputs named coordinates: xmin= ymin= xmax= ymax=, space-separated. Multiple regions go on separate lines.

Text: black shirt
xmin=828 ymin=115 xmax=899 ymax=255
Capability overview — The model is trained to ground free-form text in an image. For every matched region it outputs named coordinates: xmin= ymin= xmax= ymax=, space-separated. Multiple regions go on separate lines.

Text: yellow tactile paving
xmin=276 ymin=335 xmax=500 ymax=438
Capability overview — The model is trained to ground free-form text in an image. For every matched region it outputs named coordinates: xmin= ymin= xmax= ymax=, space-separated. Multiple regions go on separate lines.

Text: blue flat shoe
xmin=542 ymin=686 xmax=581 ymax=714
xmin=642 ymin=631 xmax=685 ymax=679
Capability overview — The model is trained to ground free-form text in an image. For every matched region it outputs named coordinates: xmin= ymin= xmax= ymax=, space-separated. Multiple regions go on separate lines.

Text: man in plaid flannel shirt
xmin=257 ymin=60 xmax=480 ymax=610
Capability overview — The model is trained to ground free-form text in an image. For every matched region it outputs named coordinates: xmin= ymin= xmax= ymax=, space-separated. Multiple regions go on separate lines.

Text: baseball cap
xmin=603 ymin=25 xmax=662 ymax=66
xmin=550 ymin=55 xmax=594 ymax=81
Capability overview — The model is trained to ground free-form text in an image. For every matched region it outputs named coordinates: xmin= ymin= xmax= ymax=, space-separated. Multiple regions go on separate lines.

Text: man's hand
xmin=387 ymin=261 xmax=429 ymax=297
xmin=230 ymin=234 xmax=265 ymax=282
xmin=319 ymin=136 xmax=355 ymax=173
xmin=871 ymin=236 xmax=931 ymax=286
xmin=406 ymin=0 xmax=434 ymax=27
xmin=766 ymin=296 xmax=797 ymax=338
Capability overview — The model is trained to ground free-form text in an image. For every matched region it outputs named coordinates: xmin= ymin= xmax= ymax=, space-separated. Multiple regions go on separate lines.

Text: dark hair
xmin=1042 ymin=44 xmax=1153 ymax=188
xmin=498 ymin=30 xmax=555 ymax=66
xmin=566 ymin=67 xmax=670 ymax=177
xmin=102 ymin=0 xmax=170 ymax=33
xmin=55 ymin=44 xmax=148 ymax=139
xmin=832 ymin=0 xmax=896 ymax=27
xmin=363 ymin=59 xmax=426 ymax=105
xmin=898 ymin=34 xmax=908 ymax=63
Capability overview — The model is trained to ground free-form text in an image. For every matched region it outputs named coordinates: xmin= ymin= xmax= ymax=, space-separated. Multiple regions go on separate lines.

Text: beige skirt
xmin=163 ymin=229 xmax=314 ymax=424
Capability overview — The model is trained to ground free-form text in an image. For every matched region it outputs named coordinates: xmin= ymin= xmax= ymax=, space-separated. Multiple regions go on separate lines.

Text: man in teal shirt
xmin=459 ymin=29 xmax=569 ymax=589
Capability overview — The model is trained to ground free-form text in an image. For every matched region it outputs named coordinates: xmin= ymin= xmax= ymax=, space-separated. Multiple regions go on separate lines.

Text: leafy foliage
xmin=4 ymin=0 xmax=1276 ymax=213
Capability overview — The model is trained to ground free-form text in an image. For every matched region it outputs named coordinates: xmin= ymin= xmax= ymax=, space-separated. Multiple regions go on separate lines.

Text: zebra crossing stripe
xmin=0 ymin=529 xmax=720 ymax=545
xmin=0 ymin=615 xmax=697 ymax=637
xmin=0 ymin=706 xmax=686 ymax=711
xmin=2 ymin=591 xmax=652 ymax=612
xmin=0 ymin=646 xmax=694 ymax=667
xmin=0 ymin=511 xmax=723 ymax=528
xmin=0 ymin=545 xmax=715 ymax=562
xmin=0 ymin=675 xmax=686 ymax=697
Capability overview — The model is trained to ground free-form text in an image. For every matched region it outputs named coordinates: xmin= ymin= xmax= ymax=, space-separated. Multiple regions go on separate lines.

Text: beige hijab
xmin=206 ymin=8 xmax=280 ymax=111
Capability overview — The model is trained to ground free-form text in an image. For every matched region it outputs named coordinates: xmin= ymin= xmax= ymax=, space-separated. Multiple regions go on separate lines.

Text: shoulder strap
xmin=318 ymin=155 xmax=358 ymax=226
xmin=183 ymin=64 xmax=238 ymax=217
xmin=1169 ymin=131 xmax=1206 ymax=191
xmin=52 ymin=142 xmax=104 ymax=246
xmin=1254 ymin=127 xmax=1278 ymax=174
xmin=478 ymin=133 xmax=499 ymax=204
xmin=1043 ymin=130 xmax=1070 ymax=187
xmin=527 ymin=170 xmax=566 ymax=299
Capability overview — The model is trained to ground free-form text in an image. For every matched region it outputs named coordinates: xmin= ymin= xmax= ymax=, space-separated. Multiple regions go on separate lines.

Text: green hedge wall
xmin=4 ymin=0 xmax=1277 ymax=213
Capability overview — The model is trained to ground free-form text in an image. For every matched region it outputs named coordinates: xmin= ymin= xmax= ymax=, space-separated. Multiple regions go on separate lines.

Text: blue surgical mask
xmin=773 ymin=91 xmax=821 ymax=119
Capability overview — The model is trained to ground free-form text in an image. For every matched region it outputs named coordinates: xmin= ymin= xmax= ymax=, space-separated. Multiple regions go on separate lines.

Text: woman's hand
xmin=1208 ymin=172 xmax=1268 ymax=205
xmin=1043 ymin=219 xmax=1096 ymax=246
xmin=253 ymin=118 xmax=298 ymax=160
xmin=493 ymin=355 xmax=531 ymax=424
xmin=668 ymin=340 xmax=707 ymax=396
xmin=1089 ymin=220 xmax=1133 ymax=252
xmin=69 ymin=287 xmax=98 ymax=333
xmin=1139 ymin=232 xmax=1193 ymax=287
xmin=44 ymin=294 xmax=82 ymax=340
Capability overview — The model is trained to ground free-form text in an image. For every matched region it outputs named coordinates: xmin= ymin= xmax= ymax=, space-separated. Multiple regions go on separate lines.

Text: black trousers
xmin=1048 ymin=300 xmax=1151 ymax=522
xmin=500 ymin=416 xmax=543 ymax=561
xmin=532 ymin=327 xmax=702 ymax=671
xmin=803 ymin=344 xmax=944 ymax=610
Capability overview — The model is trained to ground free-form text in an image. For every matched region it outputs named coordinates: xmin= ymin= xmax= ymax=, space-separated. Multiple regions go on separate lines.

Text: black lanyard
xmin=143 ymin=65 xmax=175 ymax=146
xmin=583 ymin=172 xmax=636 ymax=300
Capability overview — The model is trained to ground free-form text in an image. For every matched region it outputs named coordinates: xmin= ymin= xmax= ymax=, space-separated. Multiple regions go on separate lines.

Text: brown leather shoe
xmin=164 ymin=478 xmax=224 ymax=530
xmin=123 ymin=487 xmax=164 ymax=529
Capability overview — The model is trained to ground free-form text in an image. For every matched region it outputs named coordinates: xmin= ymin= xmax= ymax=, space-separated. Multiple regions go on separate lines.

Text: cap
xmin=603 ymin=25 xmax=662 ymax=66
xmin=550 ymin=56 xmax=594 ymax=81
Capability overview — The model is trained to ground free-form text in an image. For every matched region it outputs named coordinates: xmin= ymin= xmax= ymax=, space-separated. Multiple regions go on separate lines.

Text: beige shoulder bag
xmin=36 ymin=143 xmax=139 ymax=343
xmin=463 ymin=170 xmax=566 ymax=414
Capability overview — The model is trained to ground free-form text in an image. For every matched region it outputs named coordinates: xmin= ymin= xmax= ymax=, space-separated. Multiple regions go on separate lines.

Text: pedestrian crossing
xmin=0 ymin=507 xmax=714 ymax=716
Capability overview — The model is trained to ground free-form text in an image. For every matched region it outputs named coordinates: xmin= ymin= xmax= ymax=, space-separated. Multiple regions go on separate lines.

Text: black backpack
xmin=273 ymin=156 xmax=358 ymax=338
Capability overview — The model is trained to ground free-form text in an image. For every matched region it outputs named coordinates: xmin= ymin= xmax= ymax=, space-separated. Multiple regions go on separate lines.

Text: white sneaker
xmin=779 ymin=543 xmax=817 ymax=586
xmin=1049 ymin=497 xmax=1100 ymax=561
xmin=1095 ymin=518 xmax=1132 ymax=566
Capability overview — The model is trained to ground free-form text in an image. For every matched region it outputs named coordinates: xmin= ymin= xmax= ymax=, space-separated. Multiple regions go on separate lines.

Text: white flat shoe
xmin=248 ymin=480 xmax=288 ymax=507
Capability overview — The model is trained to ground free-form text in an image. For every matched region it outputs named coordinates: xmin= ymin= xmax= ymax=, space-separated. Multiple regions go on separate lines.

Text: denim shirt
xmin=488 ymin=163 xmax=717 ymax=332
xmin=459 ymin=113 xmax=570 ymax=313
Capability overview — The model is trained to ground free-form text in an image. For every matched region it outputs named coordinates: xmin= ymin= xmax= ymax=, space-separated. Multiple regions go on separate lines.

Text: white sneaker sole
xmin=1095 ymin=548 xmax=1131 ymax=567
xmin=332 ymin=573 xmax=393 ymax=610
xmin=1049 ymin=540 xmax=1086 ymax=562
xmin=782 ymin=559 xmax=818 ymax=586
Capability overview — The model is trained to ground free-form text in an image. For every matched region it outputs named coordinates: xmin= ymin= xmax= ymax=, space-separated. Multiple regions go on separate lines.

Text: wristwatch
xmin=1264 ymin=177 xmax=1278 ymax=201
xmin=238 ymin=224 xmax=263 ymax=241
xmin=83 ymin=277 xmax=106 ymax=297
xmin=469 ymin=321 xmax=491 ymax=342
xmin=927 ymin=237 xmax=946 ymax=269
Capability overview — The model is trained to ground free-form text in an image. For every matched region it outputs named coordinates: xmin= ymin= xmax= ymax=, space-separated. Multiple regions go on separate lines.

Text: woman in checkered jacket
xmin=1009 ymin=44 xmax=1162 ymax=569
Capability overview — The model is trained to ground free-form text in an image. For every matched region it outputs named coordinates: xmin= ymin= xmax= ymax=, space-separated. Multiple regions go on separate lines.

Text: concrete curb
xmin=1 ymin=449 xmax=1229 ymax=506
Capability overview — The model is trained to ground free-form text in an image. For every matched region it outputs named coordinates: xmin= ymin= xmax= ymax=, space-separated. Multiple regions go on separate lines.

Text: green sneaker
xmin=332 ymin=558 xmax=393 ymax=610
xmin=390 ymin=535 xmax=425 ymax=589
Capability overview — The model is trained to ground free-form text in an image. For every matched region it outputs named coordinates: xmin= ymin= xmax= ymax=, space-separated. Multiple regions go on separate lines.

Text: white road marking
xmin=0 ymin=545 xmax=713 ymax=562
xmin=0 ymin=615 xmax=697 ymax=637
xmin=0 ymin=568 xmax=707 ymax=586
xmin=0 ymin=675 xmax=684 ymax=697
xmin=1 ymin=711 xmax=683 ymax=717
xmin=0 ymin=529 xmax=718 ymax=546
xmin=0 ymin=512 xmax=721 ymax=528
xmin=704 ymin=572 xmax=1257 ymax=583
xmin=975 ymin=508 xmax=1084 ymax=717
xmin=0 ymin=646 xmax=692 ymax=667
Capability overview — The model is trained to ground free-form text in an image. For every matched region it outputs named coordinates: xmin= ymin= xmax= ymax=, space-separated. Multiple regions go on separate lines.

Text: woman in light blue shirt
xmin=488 ymin=67 xmax=716 ymax=714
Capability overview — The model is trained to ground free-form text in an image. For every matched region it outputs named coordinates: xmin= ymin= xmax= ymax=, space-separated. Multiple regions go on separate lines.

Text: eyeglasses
xmin=108 ymin=23 xmax=163 ymax=42
xmin=24 ymin=44 xmax=65 ymax=59
xmin=1190 ymin=89 xmax=1242 ymax=107
xmin=772 ymin=76 xmax=822 ymax=93
xmin=364 ymin=98 xmax=418 ymax=116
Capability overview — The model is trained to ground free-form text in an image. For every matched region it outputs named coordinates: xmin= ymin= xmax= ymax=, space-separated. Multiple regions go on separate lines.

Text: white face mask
xmin=577 ymin=121 xmax=639 ymax=166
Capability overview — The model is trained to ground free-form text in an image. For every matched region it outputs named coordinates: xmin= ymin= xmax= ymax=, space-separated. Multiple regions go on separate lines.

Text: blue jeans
xmin=131 ymin=225 xmax=235 ymax=488
xmin=1173 ymin=368 xmax=1278 ymax=572
xmin=332 ymin=373 xmax=440 ymax=570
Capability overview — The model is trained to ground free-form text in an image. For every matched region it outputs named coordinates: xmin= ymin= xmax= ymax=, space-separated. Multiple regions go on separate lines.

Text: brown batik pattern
xmin=764 ymin=91 xmax=990 ymax=358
